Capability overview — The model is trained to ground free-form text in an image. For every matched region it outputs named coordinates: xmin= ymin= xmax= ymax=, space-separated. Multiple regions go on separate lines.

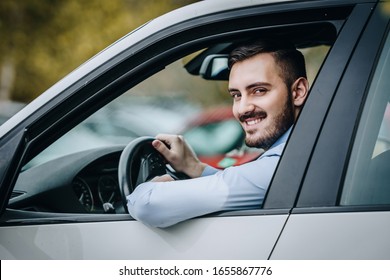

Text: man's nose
xmin=237 ymin=95 xmax=255 ymax=115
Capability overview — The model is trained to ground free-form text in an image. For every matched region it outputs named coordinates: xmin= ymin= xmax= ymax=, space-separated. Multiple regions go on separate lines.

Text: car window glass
xmin=341 ymin=30 xmax=390 ymax=206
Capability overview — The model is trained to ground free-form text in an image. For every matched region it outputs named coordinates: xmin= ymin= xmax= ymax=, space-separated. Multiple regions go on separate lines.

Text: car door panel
xmin=270 ymin=211 xmax=390 ymax=259
xmin=0 ymin=213 xmax=288 ymax=259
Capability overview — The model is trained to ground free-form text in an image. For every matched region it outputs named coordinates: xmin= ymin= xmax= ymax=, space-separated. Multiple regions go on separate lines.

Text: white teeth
xmin=246 ymin=119 xmax=261 ymax=126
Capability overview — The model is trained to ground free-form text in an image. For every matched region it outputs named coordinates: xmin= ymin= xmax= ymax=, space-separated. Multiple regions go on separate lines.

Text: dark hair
xmin=228 ymin=38 xmax=307 ymax=89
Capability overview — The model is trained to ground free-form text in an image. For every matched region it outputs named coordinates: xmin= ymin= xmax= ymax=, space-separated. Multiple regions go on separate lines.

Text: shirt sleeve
xmin=127 ymin=143 xmax=285 ymax=228
xmin=201 ymin=165 xmax=220 ymax=176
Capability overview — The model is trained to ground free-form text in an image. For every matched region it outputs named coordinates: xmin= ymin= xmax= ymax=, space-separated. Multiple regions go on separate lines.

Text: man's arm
xmin=127 ymin=129 xmax=289 ymax=228
xmin=127 ymin=173 xmax=229 ymax=227
xmin=127 ymin=151 xmax=281 ymax=228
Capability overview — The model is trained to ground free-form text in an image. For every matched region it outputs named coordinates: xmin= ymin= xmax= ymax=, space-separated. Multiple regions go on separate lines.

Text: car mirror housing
xmin=199 ymin=54 xmax=229 ymax=80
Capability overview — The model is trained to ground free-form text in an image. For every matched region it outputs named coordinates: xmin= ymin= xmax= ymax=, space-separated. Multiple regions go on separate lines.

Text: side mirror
xmin=199 ymin=54 xmax=229 ymax=80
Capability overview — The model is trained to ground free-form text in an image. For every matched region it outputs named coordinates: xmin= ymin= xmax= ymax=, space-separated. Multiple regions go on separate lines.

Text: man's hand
xmin=150 ymin=174 xmax=175 ymax=182
xmin=152 ymin=134 xmax=207 ymax=178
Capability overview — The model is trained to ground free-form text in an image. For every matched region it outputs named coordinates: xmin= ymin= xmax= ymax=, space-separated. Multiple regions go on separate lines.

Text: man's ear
xmin=291 ymin=77 xmax=309 ymax=107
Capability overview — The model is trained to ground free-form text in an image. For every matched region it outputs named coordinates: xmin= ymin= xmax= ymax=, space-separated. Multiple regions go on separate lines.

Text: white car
xmin=0 ymin=0 xmax=389 ymax=259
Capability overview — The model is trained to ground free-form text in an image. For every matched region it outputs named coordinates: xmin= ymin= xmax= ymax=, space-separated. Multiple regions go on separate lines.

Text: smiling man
xmin=127 ymin=39 xmax=309 ymax=228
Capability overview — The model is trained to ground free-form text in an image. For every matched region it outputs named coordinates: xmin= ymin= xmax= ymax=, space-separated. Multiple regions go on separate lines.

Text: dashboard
xmin=72 ymin=153 xmax=123 ymax=213
xmin=9 ymin=146 xmax=127 ymax=214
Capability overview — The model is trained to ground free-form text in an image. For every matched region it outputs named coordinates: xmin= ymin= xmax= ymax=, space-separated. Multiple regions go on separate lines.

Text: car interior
xmin=4 ymin=21 xmax=340 ymax=221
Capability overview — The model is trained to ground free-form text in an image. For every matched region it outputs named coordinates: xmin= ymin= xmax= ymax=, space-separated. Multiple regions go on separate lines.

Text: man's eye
xmin=231 ymin=92 xmax=241 ymax=100
xmin=254 ymin=88 xmax=267 ymax=94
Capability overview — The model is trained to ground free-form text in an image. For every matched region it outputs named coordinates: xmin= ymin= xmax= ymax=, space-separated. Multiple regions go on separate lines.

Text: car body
xmin=0 ymin=0 xmax=390 ymax=259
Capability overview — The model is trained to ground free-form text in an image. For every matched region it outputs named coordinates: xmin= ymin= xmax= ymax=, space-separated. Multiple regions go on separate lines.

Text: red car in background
xmin=182 ymin=106 xmax=263 ymax=169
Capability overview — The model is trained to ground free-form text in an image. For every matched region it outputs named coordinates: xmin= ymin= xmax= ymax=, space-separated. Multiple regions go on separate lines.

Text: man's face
xmin=228 ymin=53 xmax=295 ymax=149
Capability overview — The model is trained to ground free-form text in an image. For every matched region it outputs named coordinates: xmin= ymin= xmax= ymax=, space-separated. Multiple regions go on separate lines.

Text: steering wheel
xmin=118 ymin=136 xmax=189 ymax=211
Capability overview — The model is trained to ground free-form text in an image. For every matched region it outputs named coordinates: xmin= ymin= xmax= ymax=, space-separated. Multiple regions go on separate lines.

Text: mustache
xmin=238 ymin=110 xmax=267 ymax=122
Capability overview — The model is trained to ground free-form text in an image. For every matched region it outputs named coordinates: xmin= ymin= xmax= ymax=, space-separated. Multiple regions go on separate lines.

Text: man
xmin=127 ymin=39 xmax=309 ymax=228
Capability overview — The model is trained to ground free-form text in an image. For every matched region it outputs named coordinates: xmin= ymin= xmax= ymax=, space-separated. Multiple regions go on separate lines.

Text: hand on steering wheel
xmin=118 ymin=137 xmax=189 ymax=211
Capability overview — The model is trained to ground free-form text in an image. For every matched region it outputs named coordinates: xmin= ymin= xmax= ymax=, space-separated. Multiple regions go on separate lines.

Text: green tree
xmin=0 ymin=0 xmax=196 ymax=103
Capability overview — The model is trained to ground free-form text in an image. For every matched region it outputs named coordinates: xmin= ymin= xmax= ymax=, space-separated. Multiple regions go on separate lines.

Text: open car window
xmin=13 ymin=40 xmax=329 ymax=215
xmin=25 ymin=44 xmax=329 ymax=170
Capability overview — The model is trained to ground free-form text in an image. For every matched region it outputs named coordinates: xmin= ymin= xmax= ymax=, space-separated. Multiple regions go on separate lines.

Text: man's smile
xmin=245 ymin=117 xmax=263 ymax=126
xmin=239 ymin=111 xmax=267 ymax=128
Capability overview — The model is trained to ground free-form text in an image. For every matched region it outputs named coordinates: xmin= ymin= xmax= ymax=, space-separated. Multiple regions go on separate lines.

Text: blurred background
xmin=1 ymin=1 xmax=329 ymax=169
xmin=0 ymin=0 xmax=197 ymax=120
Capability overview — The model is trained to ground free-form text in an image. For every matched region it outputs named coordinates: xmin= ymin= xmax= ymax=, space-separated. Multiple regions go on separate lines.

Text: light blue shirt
xmin=127 ymin=127 xmax=291 ymax=228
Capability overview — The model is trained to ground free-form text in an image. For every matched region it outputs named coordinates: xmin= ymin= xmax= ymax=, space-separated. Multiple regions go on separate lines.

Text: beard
xmin=241 ymin=93 xmax=295 ymax=150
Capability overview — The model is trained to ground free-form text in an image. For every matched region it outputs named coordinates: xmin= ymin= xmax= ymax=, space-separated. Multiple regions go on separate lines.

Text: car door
xmin=0 ymin=1 xmax=378 ymax=260
xmin=270 ymin=2 xmax=390 ymax=259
